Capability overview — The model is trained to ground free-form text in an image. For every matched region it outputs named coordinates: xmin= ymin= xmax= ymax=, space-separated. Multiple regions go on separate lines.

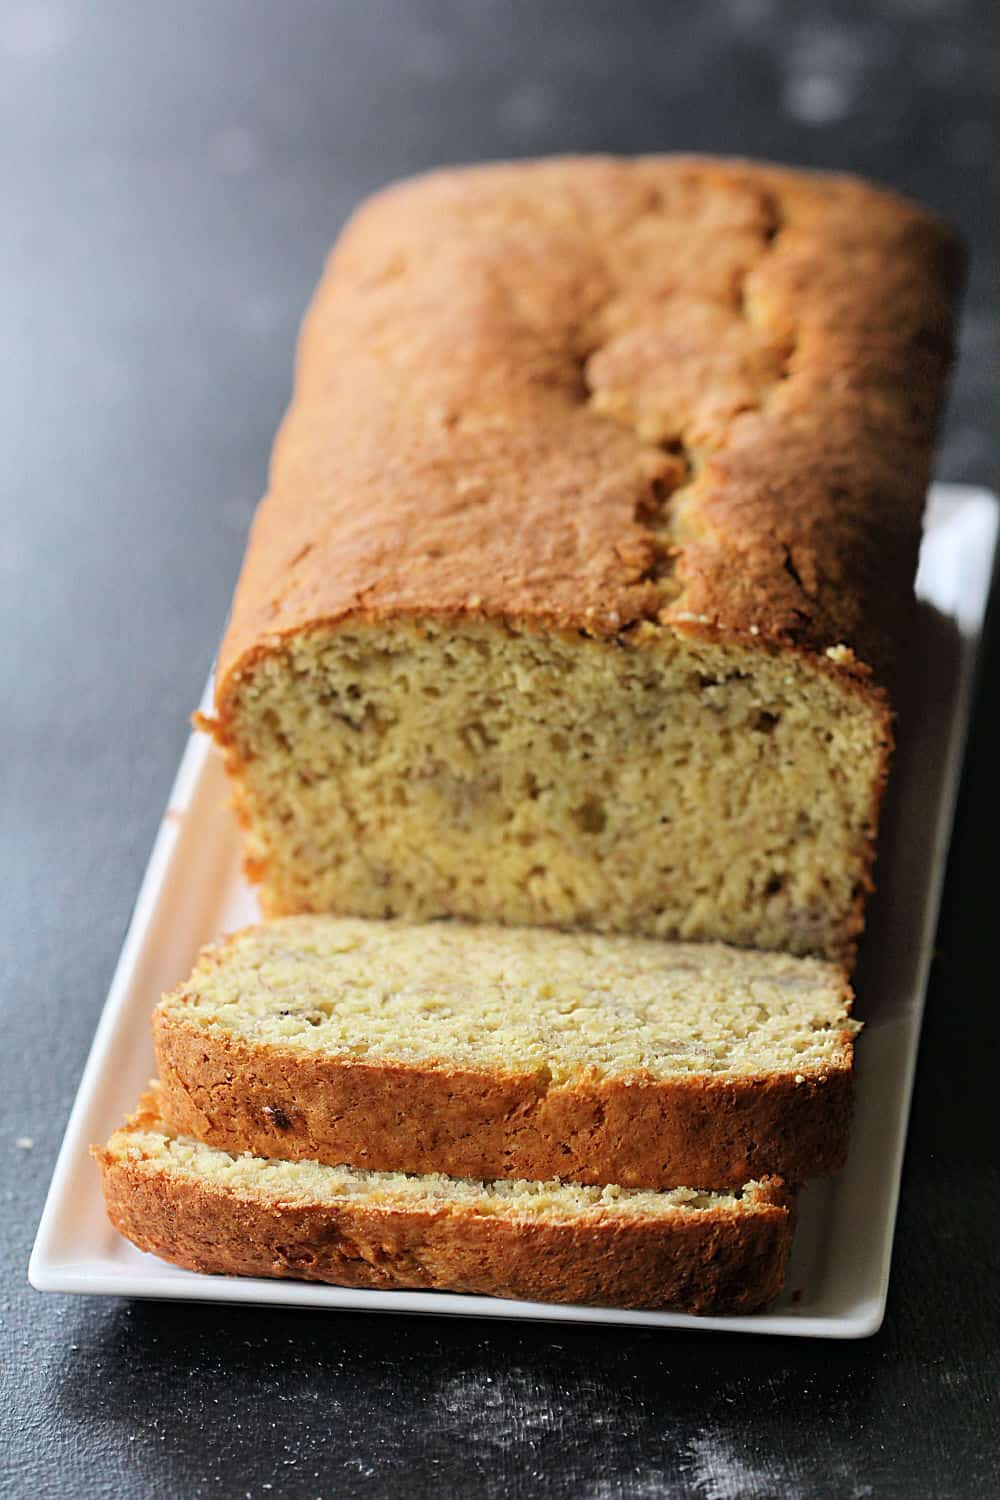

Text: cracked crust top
xmin=216 ymin=155 xmax=962 ymax=702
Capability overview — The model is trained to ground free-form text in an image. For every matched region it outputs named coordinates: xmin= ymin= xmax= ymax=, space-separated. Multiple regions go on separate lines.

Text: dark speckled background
xmin=2 ymin=2 xmax=998 ymax=1496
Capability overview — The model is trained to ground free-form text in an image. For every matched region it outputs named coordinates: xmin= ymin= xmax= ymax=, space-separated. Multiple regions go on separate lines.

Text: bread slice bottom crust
xmin=94 ymin=1094 xmax=795 ymax=1315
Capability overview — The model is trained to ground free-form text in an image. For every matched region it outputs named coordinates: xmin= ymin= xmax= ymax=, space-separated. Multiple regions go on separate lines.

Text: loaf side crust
xmin=94 ymin=1098 xmax=795 ymax=1315
xmin=154 ymin=1014 xmax=855 ymax=1189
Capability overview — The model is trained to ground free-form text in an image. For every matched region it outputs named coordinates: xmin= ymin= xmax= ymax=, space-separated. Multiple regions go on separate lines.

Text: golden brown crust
xmin=93 ymin=1099 xmax=795 ymax=1315
xmin=154 ymin=1012 xmax=854 ymax=1190
xmin=214 ymin=154 xmax=962 ymax=709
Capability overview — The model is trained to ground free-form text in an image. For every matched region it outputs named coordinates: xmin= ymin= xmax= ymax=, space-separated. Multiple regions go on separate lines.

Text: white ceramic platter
xmin=29 ymin=484 xmax=999 ymax=1337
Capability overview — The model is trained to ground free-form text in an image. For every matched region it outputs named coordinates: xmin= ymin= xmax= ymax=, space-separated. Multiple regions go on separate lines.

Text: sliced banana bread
xmin=94 ymin=1093 xmax=795 ymax=1314
xmin=154 ymin=916 xmax=859 ymax=1189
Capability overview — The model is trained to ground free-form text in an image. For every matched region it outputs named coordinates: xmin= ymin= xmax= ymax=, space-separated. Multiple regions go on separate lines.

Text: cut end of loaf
xmin=213 ymin=617 xmax=889 ymax=961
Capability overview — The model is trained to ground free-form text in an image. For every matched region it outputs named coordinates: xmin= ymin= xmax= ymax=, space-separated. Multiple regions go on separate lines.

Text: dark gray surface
xmin=3 ymin=3 xmax=998 ymax=1496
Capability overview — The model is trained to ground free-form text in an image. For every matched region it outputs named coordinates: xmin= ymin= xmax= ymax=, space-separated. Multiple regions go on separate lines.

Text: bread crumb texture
xmin=163 ymin=916 xmax=856 ymax=1082
xmin=222 ymin=622 xmax=890 ymax=959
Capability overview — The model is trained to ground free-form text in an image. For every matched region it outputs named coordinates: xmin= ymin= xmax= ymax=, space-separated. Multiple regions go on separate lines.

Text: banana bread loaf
xmin=95 ymin=1093 xmax=795 ymax=1314
xmin=154 ymin=916 xmax=859 ymax=1189
xmin=201 ymin=155 xmax=962 ymax=961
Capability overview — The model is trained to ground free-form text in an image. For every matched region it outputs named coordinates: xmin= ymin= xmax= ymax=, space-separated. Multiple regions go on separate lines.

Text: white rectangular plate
xmin=30 ymin=484 xmax=998 ymax=1337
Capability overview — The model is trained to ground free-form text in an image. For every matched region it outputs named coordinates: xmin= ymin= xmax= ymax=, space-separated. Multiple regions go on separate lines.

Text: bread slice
xmin=94 ymin=1093 xmax=795 ymax=1314
xmin=154 ymin=916 xmax=859 ymax=1190
xmin=203 ymin=157 xmax=962 ymax=962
